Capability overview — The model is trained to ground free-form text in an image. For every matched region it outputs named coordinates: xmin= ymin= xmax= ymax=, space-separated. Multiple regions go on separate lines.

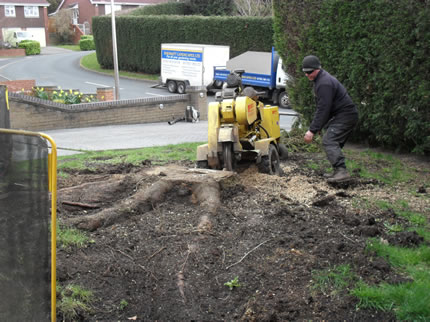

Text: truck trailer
xmin=213 ymin=47 xmax=292 ymax=108
xmin=160 ymin=43 xmax=230 ymax=94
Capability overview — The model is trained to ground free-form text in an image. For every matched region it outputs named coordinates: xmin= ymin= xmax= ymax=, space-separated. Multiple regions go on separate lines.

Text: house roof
xmin=0 ymin=0 xmax=49 ymax=5
xmin=90 ymin=0 xmax=168 ymax=4
xmin=53 ymin=0 xmax=167 ymax=15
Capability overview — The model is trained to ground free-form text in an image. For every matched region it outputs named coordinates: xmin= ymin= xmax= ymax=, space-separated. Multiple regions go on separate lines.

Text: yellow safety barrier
xmin=0 ymin=128 xmax=57 ymax=322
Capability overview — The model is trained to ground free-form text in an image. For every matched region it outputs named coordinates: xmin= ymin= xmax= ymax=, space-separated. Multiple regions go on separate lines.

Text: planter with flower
xmin=32 ymin=87 xmax=97 ymax=104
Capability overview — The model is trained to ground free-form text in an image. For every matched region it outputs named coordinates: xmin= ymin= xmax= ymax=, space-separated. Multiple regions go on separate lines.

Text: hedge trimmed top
xmin=92 ymin=15 xmax=273 ymax=74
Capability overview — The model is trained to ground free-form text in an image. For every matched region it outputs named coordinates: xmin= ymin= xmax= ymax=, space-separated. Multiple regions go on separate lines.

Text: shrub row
xmin=273 ymin=0 xmax=430 ymax=154
xmin=79 ymin=35 xmax=95 ymax=51
xmin=128 ymin=0 xmax=234 ymax=16
xmin=92 ymin=15 xmax=273 ymax=74
xmin=129 ymin=2 xmax=190 ymax=16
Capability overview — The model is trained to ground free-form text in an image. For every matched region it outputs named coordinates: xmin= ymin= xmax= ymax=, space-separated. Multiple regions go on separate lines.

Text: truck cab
xmin=275 ymin=57 xmax=292 ymax=109
xmin=213 ymin=47 xmax=293 ymax=109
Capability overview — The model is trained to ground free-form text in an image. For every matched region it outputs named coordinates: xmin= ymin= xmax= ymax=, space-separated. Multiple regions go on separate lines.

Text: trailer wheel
xmin=177 ymin=81 xmax=186 ymax=94
xmin=278 ymin=91 xmax=290 ymax=109
xmin=258 ymin=144 xmax=282 ymax=176
xmin=167 ymin=80 xmax=177 ymax=93
xmin=213 ymin=80 xmax=223 ymax=89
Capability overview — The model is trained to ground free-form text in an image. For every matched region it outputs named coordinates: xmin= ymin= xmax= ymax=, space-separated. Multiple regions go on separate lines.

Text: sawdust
xmin=237 ymin=163 xmax=338 ymax=205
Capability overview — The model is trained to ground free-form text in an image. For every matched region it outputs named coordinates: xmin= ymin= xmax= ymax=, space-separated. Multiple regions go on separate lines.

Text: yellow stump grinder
xmin=196 ymin=70 xmax=288 ymax=175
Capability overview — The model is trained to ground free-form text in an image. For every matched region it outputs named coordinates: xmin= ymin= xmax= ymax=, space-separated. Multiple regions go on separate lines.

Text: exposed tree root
xmin=192 ymin=180 xmax=221 ymax=233
xmin=61 ymin=201 xmax=100 ymax=209
xmin=192 ymin=180 xmax=221 ymax=214
xmin=64 ymin=180 xmax=173 ymax=231
xmin=58 ymin=175 xmax=138 ymax=206
xmin=177 ymin=271 xmax=186 ymax=304
xmin=61 ymin=166 xmax=227 ymax=232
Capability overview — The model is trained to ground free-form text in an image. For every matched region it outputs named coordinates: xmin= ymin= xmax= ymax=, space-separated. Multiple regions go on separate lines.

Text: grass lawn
xmin=80 ymin=52 xmax=159 ymax=81
xmin=56 ymin=45 xmax=81 ymax=51
xmin=53 ymin=45 xmax=158 ymax=81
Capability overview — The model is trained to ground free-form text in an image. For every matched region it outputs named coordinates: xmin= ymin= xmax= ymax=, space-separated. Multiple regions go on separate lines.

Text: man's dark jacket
xmin=309 ymin=69 xmax=358 ymax=134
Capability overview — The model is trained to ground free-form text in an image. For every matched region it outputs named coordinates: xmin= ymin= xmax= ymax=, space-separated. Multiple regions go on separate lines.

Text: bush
xmin=79 ymin=38 xmax=95 ymax=51
xmin=187 ymin=0 xmax=234 ymax=16
xmin=129 ymin=1 xmax=234 ymax=16
xmin=130 ymin=2 xmax=190 ymax=15
xmin=80 ymin=35 xmax=93 ymax=41
xmin=273 ymin=0 xmax=430 ymax=154
xmin=18 ymin=40 xmax=40 ymax=55
xmin=93 ymin=15 xmax=273 ymax=74
xmin=54 ymin=9 xmax=74 ymax=44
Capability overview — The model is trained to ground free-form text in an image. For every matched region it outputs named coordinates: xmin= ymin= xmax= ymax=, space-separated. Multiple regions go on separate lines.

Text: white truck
xmin=160 ymin=43 xmax=230 ymax=94
xmin=213 ymin=47 xmax=292 ymax=108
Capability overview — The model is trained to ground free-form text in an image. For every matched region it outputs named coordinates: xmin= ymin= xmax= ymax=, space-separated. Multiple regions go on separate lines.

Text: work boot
xmin=323 ymin=171 xmax=334 ymax=178
xmin=327 ymin=167 xmax=350 ymax=183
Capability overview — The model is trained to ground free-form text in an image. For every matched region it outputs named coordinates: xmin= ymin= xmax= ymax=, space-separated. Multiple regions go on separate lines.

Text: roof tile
xmin=91 ymin=0 xmax=168 ymax=4
xmin=0 ymin=0 xmax=49 ymax=5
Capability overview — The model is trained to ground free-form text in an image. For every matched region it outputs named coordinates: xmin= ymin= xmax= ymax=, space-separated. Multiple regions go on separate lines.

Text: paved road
xmin=0 ymin=47 xmax=170 ymax=100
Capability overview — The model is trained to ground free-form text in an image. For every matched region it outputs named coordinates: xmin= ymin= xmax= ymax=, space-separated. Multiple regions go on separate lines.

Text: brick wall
xmin=8 ymin=90 xmax=208 ymax=131
xmin=0 ymin=80 xmax=35 ymax=93
xmin=0 ymin=49 xmax=26 ymax=57
xmin=72 ymin=24 xmax=85 ymax=45
xmin=97 ymin=87 xmax=114 ymax=101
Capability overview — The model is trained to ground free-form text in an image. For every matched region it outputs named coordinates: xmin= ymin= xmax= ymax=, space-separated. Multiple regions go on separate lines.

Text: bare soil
xmin=56 ymin=149 xmax=429 ymax=321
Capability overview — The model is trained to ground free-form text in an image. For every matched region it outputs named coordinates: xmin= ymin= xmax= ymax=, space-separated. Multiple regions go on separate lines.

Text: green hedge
xmin=273 ymin=0 xmax=430 ymax=154
xmin=129 ymin=0 xmax=233 ymax=16
xmin=18 ymin=40 xmax=40 ymax=55
xmin=129 ymin=2 xmax=190 ymax=15
xmin=79 ymin=38 xmax=95 ymax=51
xmin=80 ymin=35 xmax=93 ymax=41
xmin=93 ymin=15 xmax=273 ymax=74
xmin=186 ymin=0 xmax=234 ymax=16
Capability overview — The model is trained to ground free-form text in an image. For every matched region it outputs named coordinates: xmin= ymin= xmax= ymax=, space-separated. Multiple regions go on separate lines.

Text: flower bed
xmin=33 ymin=87 xmax=97 ymax=104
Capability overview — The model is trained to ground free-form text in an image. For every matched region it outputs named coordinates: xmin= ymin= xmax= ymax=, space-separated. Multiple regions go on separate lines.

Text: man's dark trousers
xmin=322 ymin=118 xmax=357 ymax=169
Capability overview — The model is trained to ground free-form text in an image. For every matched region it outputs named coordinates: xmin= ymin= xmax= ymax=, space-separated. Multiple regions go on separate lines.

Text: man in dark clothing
xmin=302 ymin=55 xmax=358 ymax=182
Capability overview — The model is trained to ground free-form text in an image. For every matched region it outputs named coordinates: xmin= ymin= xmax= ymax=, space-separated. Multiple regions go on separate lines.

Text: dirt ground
xmin=56 ymin=149 xmax=429 ymax=321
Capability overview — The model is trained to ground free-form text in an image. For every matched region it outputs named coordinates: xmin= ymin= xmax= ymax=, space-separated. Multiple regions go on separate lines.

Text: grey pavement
xmin=44 ymin=121 xmax=209 ymax=156
xmin=40 ymin=46 xmax=74 ymax=55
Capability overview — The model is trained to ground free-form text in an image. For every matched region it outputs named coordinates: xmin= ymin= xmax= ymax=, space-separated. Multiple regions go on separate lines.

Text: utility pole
xmin=110 ymin=0 xmax=120 ymax=100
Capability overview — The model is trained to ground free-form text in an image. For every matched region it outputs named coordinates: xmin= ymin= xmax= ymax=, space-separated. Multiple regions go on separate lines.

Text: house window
xmin=5 ymin=5 xmax=16 ymax=17
xmin=24 ymin=6 xmax=39 ymax=18
xmin=72 ymin=8 xmax=79 ymax=24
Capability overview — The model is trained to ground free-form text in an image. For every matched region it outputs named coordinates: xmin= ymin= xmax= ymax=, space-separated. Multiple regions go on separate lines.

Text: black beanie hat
xmin=302 ymin=55 xmax=321 ymax=72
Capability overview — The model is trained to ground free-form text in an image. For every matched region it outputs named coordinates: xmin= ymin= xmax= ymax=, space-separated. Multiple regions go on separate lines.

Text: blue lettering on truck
xmin=162 ymin=49 xmax=203 ymax=62
xmin=214 ymin=69 xmax=271 ymax=87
